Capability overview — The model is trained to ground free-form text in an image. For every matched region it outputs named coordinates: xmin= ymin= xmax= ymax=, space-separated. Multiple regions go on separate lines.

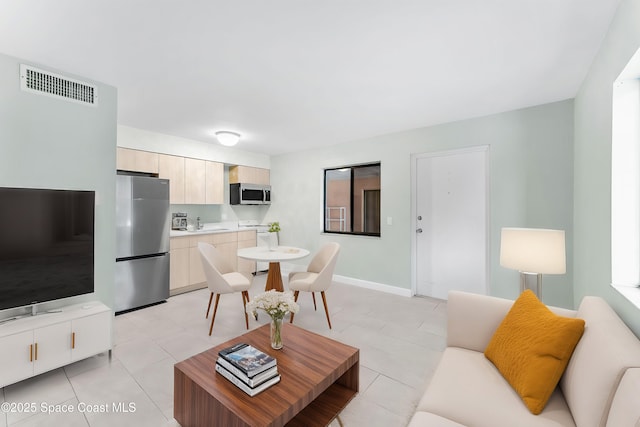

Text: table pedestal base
xmin=266 ymin=262 xmax=284 ymax=292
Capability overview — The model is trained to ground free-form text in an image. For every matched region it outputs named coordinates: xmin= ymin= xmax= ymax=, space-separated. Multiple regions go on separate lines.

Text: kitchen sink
xmin=187 ymin=227 xmax=230 ymax=233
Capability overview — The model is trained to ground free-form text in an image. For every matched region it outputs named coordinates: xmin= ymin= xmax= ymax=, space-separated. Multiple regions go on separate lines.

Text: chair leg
xmin=312 ymin=292 xmax=317 ymax=311
xmin=206 ymin=292 xmax=214 ymax=318
xmin=209 ymin=294 xmax=221 ymax=336
xmin=321 ymin=291 xmax=332 ymax=329
xmin=290 ymin=291 xmax=300 ymax=323
xmin=242 ymin=291 xmax=249 ymax=329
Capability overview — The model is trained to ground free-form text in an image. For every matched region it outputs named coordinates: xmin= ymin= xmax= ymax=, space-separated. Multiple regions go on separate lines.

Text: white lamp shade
xmin=215 ymin=131 xmax=240 ymax=146
xmin=500 ymin=228 xmax=566 ymax=274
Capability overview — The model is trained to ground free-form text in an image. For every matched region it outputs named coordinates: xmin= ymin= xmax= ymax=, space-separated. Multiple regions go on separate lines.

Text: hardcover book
xmin=215 ymin=363 xmax=281 ymax=396
xmin=218 ymin=343 xmax=276 ymax=377
xmin=216 ymin=357 xmax=279 ymax=388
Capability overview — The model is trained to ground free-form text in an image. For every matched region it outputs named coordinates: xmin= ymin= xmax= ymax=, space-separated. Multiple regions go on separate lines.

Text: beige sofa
xmin=408 ymin=291 xmax=640 ymax=427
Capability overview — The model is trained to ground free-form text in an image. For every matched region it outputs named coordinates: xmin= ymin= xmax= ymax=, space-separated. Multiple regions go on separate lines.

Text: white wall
xmin=268 ymin=100 xmax=575 ymax=308
xmin=0 ymin=53 xmax=117 ymax=311
xmin=573 ymin=0 xmax=640 ymax=336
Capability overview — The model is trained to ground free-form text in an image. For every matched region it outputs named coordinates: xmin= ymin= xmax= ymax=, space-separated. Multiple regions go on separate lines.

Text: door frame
xmin=410 ymin=145 xmax=491 ymax=297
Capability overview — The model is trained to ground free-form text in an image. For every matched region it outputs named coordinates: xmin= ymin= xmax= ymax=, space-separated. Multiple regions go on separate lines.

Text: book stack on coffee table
xmin=215 ymin=343 xmax=280 ymax=396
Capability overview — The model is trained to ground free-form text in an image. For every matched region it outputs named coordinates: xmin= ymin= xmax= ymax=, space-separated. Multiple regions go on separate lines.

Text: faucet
xmin=196 ymin=216 xmax=203 ymax=230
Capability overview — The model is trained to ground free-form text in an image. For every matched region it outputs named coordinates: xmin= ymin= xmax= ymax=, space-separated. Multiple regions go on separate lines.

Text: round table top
xmin=237 ymin=246 xmax=310 ymax=262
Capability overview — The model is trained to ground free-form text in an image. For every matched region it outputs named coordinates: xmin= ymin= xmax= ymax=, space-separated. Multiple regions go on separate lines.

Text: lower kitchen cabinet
xmin=0 ymin=303 xmax=112 ymax=388
xmin=170 ymin=237 xmax=190 ymax=291
xmin=170 ymin=230 xmax=257 ymax=295
xmin=237 ymin=230 xmax=257 ymax=276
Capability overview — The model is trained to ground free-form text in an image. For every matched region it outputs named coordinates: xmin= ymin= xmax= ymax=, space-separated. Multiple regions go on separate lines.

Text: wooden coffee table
xmin=174 ymin=323 xmax=359 ymax=427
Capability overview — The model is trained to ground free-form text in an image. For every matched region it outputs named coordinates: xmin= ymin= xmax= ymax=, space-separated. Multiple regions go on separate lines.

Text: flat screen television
xmin=0 ymin=187 xmax=95 ymax=311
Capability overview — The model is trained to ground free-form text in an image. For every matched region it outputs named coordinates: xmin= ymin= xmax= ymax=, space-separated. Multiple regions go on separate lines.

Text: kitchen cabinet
xmin=118 ymin=148 xmax=225 ymax=205
xmin=237 ymin=230 xmax=257 ymax=276
xmin=0 ymin=303 xmax=112 ymax=388
xmin=188 ymin=232 xmax=237 ymax=286
xmin=206 ymin=161 xmax=224 ymax=204
xmin=170 ymin=231 xmax=256 ymax=295
xmin=185 ymin=158 xmax=206 ymax=204
xmin=117 ymin=147 xmax=159 ymax=174
xmin=159 ymin=154 xmax=186 ymax=204
xmin=229 ymin=165 xmax=270 ymax=185
xmin=170 ymin=237 xmax=190 ymax=290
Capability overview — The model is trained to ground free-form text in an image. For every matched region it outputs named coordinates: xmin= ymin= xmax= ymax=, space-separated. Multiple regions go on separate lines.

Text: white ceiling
xmin=0 ymin=0 xmax=621 ymax=155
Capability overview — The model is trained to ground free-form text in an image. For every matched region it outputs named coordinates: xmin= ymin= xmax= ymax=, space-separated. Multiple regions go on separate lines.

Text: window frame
xmin=323 ymin=162 xmax=381 ymax=237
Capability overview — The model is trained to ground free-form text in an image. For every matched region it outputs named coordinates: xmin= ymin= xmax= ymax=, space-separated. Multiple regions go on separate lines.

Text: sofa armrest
xmin=446 ymin=291 xmax=514 ymax=352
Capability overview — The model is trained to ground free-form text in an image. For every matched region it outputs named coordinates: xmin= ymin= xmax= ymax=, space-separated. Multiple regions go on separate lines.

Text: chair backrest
xmin=306 ymin=242 xmax=340 ymax=292
xmin=198 ymin=242 xmax=236 ymax=294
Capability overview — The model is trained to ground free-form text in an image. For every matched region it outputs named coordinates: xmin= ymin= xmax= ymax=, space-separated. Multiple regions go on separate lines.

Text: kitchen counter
xmin=170 ymin=222 xmax=241 ymax=238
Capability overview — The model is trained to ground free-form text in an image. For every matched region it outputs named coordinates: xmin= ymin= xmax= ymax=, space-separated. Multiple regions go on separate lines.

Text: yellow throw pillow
xmin=484 ymin=290 xmax=585 ymax=415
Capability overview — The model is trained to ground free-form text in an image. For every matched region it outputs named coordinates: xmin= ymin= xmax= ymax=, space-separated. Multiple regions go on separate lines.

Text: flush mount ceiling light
xmin=215 ymin=131 xmax=241 ymax=147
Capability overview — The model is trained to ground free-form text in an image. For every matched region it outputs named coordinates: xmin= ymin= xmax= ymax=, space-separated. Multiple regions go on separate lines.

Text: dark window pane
xmin=324 ymin=163 xmax=380 ymax=236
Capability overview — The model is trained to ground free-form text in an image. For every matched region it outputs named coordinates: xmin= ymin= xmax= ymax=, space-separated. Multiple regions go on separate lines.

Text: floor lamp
xmin=500 ymin=228 xmax=566 ymax=300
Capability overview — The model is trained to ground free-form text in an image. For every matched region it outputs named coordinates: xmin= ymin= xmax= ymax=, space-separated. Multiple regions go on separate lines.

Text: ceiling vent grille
xmin=20 ymin=64 xmax=98 ymax=106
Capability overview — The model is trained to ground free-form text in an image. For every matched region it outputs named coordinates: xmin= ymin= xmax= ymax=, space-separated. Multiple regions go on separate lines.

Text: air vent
xmin=20 ymin=64 xmax=98 ymax=106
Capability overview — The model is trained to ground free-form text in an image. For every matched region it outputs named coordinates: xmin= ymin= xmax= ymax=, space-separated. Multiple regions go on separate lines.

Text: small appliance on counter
xmin=172 ymin=212 xmax=188 ymax=230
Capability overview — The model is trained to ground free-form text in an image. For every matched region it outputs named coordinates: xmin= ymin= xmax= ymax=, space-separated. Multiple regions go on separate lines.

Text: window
xmin=324 ymin=163 xmax=381 ymax=236
xmin=611 ymin=46 xmax=640 ymax=309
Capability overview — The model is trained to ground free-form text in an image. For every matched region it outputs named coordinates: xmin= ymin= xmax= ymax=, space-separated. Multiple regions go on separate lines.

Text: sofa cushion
xmin=407 ymin=411 xmax=467 ymax=427
xmin=560 ymin=296 xmax=640 ymax=427
xmin=418 ymin=347 xmax=576 ymax=427
xmin=606 ymin=368 xmax=640 ymax=427
xmin=484 ymin=290 xmax=585 ymax=414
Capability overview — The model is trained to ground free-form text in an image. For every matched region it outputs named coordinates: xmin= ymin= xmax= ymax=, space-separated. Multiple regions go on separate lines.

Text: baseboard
xmin=333 ymin=275 xmax=412 ymax=297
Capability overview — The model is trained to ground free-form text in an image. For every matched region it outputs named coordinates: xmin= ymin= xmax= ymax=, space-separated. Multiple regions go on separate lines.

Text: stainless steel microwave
xmin=230 ymin=183 xmax=271 ymax=205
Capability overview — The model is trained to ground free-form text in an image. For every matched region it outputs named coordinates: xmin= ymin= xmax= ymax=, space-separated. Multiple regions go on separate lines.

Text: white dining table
xmin=237 ymin=246 xmax=310 ymax=292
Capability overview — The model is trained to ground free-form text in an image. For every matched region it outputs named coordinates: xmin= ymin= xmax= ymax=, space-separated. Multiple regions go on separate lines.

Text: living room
xmin=1 ymin=0 xmax=640 ymax=426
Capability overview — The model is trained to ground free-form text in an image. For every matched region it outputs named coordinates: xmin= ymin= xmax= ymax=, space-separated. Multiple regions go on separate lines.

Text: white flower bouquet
xmin=246 ymin=290 xmax=300 ymax=320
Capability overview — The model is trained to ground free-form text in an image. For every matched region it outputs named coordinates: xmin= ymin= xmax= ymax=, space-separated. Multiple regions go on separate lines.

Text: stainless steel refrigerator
xmin=115 ymin=174 xmax=170 ymax=313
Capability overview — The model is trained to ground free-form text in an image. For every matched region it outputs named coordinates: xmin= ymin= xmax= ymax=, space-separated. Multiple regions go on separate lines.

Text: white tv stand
xmin=0 ymin=301 xmax=112 ymax=388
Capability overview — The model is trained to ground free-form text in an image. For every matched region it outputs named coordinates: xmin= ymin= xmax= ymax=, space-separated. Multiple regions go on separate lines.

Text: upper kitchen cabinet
xmin=116 ymin=148 xmax=159 ymax=174
xmin=158 ymin=154 xmax=185 ymax=204
xmin=229 ymin=165 xmax=270 ymax=185
xmin=185 ymin=158 xmax=206 ymax=204
xmin=205 ymin=161 xmax=224 ymax=204
xmin=118 ymin=148 xmax=224 ymax=205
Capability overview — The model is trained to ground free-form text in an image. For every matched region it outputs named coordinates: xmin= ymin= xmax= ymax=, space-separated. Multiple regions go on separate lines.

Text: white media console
xmin=0 ymin=301 xmax=112 ymax=388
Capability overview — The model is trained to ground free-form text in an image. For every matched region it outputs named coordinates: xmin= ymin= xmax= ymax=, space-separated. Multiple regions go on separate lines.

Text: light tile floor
xmin=0 ymin=274 xmax=447 ymax=427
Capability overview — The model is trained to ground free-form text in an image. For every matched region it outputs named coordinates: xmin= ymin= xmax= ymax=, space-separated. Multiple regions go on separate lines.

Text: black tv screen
xmin=0 ymin=187 xmax=95 ymax=311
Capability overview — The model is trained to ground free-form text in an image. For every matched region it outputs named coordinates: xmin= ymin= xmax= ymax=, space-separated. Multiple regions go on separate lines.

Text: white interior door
xmin=414 ymin=148 xmax=488 ymax=299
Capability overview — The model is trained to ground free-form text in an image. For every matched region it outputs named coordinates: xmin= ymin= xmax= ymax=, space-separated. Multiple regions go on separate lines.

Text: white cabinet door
xmin=33 ymin=322 xmax=72 ymax=374
xmin=71 ymin=311 xmax=112 ymax=361
xmin=0 ymin=330 xmax=34 ymax=388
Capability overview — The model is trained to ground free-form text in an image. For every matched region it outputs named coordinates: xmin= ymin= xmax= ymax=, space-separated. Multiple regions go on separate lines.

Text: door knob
xmin=416 ymin=228 xmax=423 ymax=233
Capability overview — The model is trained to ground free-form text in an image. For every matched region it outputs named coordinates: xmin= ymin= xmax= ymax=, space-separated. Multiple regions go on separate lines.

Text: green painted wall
xmin=0 ymin=53 xmax=117 ymax=312
xmin=573 ymin=0 xmax=640 ymax=336
xmin=269 ymin=100 xmax=575 ymax=308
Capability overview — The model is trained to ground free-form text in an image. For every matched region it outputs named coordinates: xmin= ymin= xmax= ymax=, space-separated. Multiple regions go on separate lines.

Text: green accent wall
xmin=269 ymin=100 xmax=575 ymax=308
xmin=0 ymin=53 xmax=117 ymax=311
xmin=573 ymin=0 xmax=640 ymax=336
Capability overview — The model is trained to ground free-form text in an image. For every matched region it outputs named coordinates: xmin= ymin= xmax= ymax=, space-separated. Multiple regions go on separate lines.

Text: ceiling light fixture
xmin=215 ymin=131 xmax=241 ymax=147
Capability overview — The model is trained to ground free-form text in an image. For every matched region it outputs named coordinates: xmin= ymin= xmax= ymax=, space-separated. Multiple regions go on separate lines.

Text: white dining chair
xmin=198 ymin=242 xmax=252 ymax=335
xmin=288 ymin=242 xmax=340 ymax=329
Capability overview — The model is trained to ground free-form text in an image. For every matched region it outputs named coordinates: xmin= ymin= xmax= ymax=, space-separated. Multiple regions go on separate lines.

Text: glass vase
xmin=270 ymin=316 xmax=284 ymax=350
